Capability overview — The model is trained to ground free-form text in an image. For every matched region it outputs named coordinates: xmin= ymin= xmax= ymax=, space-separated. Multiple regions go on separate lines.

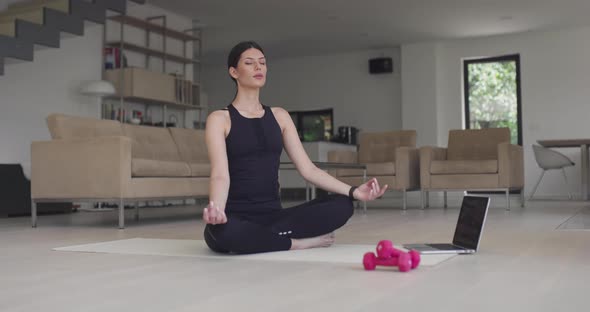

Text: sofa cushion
xmin=188 ymin=163 xmax=211 ymax=177
xmin=430 ymin=160 xmax=498 ymax=175
xmin=336 ymin=162 xmax=395 ymax=177
xmin=358 ymin=130 xmax=416 ymax=163
xmin=327 ymin=150 xmax=357 ymax=164
xmin=367 ymin=162 xmax=395 ymax=176
xmin=131 ymin=159 xmax=191 ymax=177
xmin=169 ymin=128 xmax=209 ymax=163
xmin=123 ymin=124 xmax=183 ymax=162
xmin=447 ymin=128 xmax=510 ymax=161
xmin=337 ymin=168 xmax=365 ymax=177
xmin=47 ymin=113 xmax=123 ymax=139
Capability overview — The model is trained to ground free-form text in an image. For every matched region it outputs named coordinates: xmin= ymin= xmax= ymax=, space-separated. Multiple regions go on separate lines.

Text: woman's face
xmin=229 ymin=48 xmax=267 ymax=88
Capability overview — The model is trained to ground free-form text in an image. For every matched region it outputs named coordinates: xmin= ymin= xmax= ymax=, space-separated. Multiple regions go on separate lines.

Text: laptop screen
xmin=452 ymin=196 xmax=490 ymax=250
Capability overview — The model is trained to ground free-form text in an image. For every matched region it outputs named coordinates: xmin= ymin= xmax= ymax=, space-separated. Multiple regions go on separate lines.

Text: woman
xmin=203 ymin=41 xmax=387 ymax=254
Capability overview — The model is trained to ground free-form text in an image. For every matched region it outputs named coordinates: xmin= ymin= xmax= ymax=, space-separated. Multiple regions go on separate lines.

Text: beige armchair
xmin=419 ymin=128 xmax=524 ymax=210
xmin=328 ymin=130 xmax=420 ymax=210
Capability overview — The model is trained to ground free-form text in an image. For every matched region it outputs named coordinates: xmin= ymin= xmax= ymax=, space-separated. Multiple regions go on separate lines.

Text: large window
xmin=289 ymin=108 xmax=333 ymax=142
xmin=463 ymin=54 xmax=523 ymax=145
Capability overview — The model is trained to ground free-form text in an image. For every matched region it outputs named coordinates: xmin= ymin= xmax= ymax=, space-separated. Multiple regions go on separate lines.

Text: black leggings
xmin=204 ymin=194 xmax=354 ymax=254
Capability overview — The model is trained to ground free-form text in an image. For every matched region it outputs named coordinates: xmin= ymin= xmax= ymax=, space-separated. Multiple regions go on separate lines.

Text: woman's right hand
xmin=203 ymin=200 xmax=227 ymax=225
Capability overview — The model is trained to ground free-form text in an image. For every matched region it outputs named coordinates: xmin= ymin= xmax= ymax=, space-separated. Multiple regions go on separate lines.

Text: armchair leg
xmin=134 ymin=202 xmax=139 ymax=221
xmin=425 ymin=191 xmax=430 ymax=208
xmin=443 ymin=191 xmax=448 ymax=208
xmin=420 ymin=191 xmax=425 ymax=210
xmin=505 ymin=189 xmax=511 ymax=211
xmin=31 ymin=199 xmax=37 ymax=228
xmin=119 ymin=198 xmax=125 ymax=229
xmin=402 ymin=190 xmax=407 ymax=210
xmin=520 ymin=189 xmax=525 ymax=207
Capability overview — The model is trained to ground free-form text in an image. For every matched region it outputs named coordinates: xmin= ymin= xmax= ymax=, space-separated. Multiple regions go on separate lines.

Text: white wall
xmin=203 ymin=48 xmax=403 ymax=133
xmin=402 ymin=25 xmax=590 ymax=198
xmin=0 ymin=25 xmax=103 ymax=171
xmin=0 ymin=3 xmax=194 ymax=173
xmin=401 ymin=42 xmax=439 ymax=146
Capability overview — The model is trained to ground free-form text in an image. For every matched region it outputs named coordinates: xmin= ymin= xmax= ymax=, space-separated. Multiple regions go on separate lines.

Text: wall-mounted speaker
xmin=369 ymin=57 xmax=393 ymax=74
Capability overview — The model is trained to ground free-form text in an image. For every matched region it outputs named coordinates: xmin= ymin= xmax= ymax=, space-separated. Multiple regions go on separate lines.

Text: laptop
xmin=403 ymin=195 xmax=490 ymax=254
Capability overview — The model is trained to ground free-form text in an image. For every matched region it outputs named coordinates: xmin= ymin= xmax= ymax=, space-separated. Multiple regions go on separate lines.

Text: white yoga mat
xmin=54 ymin=238 xmax=456 ymax=266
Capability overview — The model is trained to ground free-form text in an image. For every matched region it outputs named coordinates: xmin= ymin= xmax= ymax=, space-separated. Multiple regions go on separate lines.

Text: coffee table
xmin=280 ymin=161 xmax=368 ymax=212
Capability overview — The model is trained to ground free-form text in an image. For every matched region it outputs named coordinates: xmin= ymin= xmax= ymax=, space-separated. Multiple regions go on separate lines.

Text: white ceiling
xmin=148 ymin=0 xmax=590 ymax=59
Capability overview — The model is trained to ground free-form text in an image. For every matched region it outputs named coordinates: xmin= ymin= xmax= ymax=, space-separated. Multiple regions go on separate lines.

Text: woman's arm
xmin=273 ymin=108 xmax=359 ymax=196
xmin=204 ymin=111 xmax=230 ymax=224
xmin=274 ymin=107 xmax=388 ymax=201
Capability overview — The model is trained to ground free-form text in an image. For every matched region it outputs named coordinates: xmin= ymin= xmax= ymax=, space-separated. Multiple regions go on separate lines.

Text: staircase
xmin=0 ymin=0 xmax=146 ymax=76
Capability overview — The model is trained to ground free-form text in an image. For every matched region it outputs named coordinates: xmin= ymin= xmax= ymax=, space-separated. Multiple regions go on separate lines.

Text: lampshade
xmin=80 ymin=80 xmax=116 ymax=97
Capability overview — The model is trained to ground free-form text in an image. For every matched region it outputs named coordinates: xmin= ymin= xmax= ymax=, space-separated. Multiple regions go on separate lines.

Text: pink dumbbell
xmin=363 ymin=251 xmax=413 ymax=272
xmin=374 ymin=240 xmax=421 ymax=270
xmin=406 ymin=250 xmax=421 ymax=269
xmin=376 ymin=240 xmax=402 ymax=258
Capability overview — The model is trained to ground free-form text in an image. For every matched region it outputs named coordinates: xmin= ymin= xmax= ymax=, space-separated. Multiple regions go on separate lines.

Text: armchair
xmin=419 ymin=128 xmax=524 ymax=210
xmin=328 ymin=130 xmax=420 ymax=210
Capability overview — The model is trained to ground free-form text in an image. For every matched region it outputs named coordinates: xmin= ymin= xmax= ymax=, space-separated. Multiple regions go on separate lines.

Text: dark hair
xmin=227 ymin=41 xmax=265 ymax=83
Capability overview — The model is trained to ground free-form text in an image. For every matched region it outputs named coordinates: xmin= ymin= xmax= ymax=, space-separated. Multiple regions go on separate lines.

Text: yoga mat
xmin=54 ymin=238 xmax=456 ymax=266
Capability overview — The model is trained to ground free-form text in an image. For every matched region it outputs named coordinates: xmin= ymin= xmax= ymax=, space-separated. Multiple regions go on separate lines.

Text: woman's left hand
xmin=353 ymin=178 xmax=388 ymax=201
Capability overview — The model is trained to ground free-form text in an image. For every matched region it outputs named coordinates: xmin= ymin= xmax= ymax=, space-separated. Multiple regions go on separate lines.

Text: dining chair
xmin=530 ymin=144 xmax=576 ymax=200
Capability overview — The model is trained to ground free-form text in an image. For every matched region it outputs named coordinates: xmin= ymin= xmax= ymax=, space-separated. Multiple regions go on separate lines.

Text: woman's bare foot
xmin=290 ymin=233 xmax=335 ymax=250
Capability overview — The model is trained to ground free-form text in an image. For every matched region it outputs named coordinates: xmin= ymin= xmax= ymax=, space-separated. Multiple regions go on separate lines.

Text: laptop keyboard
xmin=427 ymin=244 xmax=465 ymax=250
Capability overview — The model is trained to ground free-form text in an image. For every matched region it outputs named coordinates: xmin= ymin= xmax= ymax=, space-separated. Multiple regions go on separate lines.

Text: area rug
xmin=557 ymin=208 xmax=590 ymax=231
xmin=54 ymin=238 xmax=456 ymax=266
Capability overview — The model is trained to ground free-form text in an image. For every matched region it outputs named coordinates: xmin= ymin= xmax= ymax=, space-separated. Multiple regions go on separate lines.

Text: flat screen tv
xmin=289 ymin=108 xmax=333 ymax=142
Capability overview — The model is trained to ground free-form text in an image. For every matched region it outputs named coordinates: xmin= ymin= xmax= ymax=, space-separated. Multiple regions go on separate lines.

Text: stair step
xmin=0 ymin=9 xmax=44 ymax=24
xmin=0 ymin=19 xmax=60 ymax=48
xmin=0 ymin=35 xmax=34 ymax=61
xmin=16 ymin=19 xmax=61 ymax=48
xmin=6 ymin=0 xmax=69 ymax=14
xmin=70 ymin=0 xmax=106 ymax=24
xmin=0 ymin=0 xmax=147 ymax=76
xmin=0 ymin=21 xmax=15 ymax=37
xmin=94 ymin=0 xmax=127 ymax=15
xmin=44 ymin=7 xmax=84 ymax=36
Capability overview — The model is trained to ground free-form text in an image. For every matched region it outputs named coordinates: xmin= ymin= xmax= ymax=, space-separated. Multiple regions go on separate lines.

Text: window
xmin=463 ymin=54 xmax=523 ymax=145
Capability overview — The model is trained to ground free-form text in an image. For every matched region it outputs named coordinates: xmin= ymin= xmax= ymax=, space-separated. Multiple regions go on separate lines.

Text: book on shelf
xmin=104 ymin=47 xmax=127 ymax=69
xmin=102 ymin=105 xmax=128 ymax=122
xmin=172 ymin=74 xmax=195 ymax=106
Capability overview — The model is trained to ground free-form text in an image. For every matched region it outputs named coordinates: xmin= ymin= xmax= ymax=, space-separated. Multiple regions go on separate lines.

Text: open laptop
xmin=403 ymin=195 xmax=490 ymax=254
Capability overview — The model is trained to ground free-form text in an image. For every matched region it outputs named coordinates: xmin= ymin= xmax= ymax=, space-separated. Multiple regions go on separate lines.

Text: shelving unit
xmin=105 ymin=41 xmax=199 ymax=64
xmin=101 ymin=14 xmax=205 ymax=128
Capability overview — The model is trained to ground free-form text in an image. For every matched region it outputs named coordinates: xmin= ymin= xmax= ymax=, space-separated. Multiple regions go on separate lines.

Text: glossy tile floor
xmin=1 ymin=195 xmax=588 ymax=312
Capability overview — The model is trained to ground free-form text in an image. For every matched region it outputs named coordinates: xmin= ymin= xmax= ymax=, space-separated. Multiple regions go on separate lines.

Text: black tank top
xmin=224 ymin=104 xmax=283 ymax=213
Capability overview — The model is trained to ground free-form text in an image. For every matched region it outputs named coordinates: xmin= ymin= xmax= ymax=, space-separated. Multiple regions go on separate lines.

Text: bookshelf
xmin=105 ymin=41 xmax=200 ymax=64
xmin=102 ymin=14 xmax=204 ymax=128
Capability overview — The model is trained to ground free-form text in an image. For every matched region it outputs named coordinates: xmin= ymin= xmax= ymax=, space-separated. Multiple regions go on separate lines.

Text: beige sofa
xmin=328 ymin=130 xmax=420 ymax=210
xmin=31 ymin=114 xmax=210 ymax=228
xmin=419 ymin=128 xmax=524 ymax=210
